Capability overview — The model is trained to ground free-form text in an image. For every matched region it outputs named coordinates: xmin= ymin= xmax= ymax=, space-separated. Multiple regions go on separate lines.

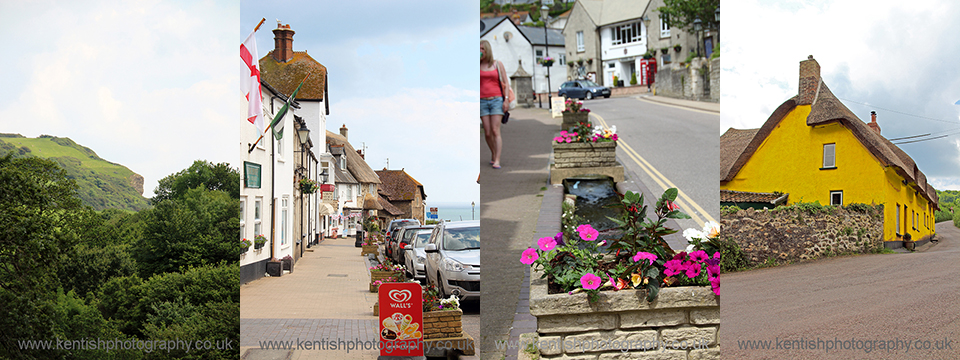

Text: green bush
xmin=715 ymin=237 xmax=748 ymax=272
xmin=935 ymin=210 xmax=953 ymax=223
xmin=630 ymin=72 xmax=637 ymax=85
xmin=59 ymin=244 xmax=137 ymax=297
xmin=954 ymin=210 xmax=960 ymax=228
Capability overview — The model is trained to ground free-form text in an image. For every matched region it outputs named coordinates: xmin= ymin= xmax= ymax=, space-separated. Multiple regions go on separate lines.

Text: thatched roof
xmin=326 ymin=131 xmax=381 ymax=185
xmin=376 ymin=169 xmax=426 ymax=202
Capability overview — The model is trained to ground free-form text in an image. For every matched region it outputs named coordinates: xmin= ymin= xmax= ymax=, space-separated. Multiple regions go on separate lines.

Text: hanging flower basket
xmin=674 ymin=44 xmax=683 ymax=52
xmin=240 ymin=238 xmax=252 ymax=253
xmin=253 ymin=234 xmax=267 ymax=250
xmin=539 ymin=57 xmax=555 ymax=67
xmin=299 ymin=178 xmax=319 ymax=194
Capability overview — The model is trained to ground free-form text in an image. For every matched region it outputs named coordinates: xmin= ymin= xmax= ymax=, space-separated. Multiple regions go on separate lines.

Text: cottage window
xmin=830 ymin=191 xmax=842 ymax=206
xmin=281 ymin=196 xmax=289 ymax=246
xmin=254 ymin=198 xmax=262 ymax=237
xmin=896 ymin=204 xmax=901 ymax=235
xmin=660 ymin=14 xmax=671 ymax=38
xmin=240 ymin=198 xmax=246 ymax=240
xmin=559 ymin=53 xmax=566 ymax=65
xmin=822 ymin=143 xmax=836 ymax=169
xmin=576 ymin=31 xmax=585 ymax=52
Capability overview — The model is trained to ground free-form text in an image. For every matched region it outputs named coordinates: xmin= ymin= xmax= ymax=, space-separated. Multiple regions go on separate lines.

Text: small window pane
xmin=830 ymin=191 xmax=842 ymax=206
xmin=823 ymin=143 xmax=836 ymax=168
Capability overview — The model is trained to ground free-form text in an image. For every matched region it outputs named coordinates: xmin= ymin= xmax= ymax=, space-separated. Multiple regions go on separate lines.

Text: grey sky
xmin=721 ymin=0 xmax=960 ymax=191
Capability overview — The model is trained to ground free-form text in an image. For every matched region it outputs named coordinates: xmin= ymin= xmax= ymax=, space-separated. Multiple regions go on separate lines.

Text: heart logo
xmin=388 ymin=289 xmax=412 ymax=303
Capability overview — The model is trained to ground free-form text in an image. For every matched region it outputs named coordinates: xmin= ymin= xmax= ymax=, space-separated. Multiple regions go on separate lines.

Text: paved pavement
xmin=721 ymin=221 xmax=960 ymax=359
xmin=240 ymin=236 xmax=479 ymax=360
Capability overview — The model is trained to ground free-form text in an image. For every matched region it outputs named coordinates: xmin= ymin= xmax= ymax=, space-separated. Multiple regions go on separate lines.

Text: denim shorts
xmin=480 ymin=97 xmax=504 ymax=116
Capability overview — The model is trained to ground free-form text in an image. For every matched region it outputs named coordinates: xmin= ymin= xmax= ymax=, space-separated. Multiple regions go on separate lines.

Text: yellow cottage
xmin=720 ymin=56 xmax=939 ymax=246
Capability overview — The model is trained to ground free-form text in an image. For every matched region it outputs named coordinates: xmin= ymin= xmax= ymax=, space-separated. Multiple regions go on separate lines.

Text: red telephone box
xmin=640 ymin=58 xmax=657 ymax=86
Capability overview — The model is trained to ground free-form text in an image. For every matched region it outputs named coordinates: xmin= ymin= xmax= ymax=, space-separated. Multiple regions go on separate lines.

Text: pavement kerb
xmin=637 ymin=94 xmax=719 ymax=113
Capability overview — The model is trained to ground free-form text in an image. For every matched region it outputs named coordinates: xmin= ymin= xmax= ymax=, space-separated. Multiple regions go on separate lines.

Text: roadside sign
xmin=378 ymin=282 xmax=423 ymax=357
xmin=551 ymin=97 xmax=565 ymax=118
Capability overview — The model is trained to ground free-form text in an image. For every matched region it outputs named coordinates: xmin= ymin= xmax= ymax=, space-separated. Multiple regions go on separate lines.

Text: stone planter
xmin=550 ymin=141 xmax=624 ymax=184
xmin=561 ymin=112 xmax=589 ymax=131
xmin=423 ymin=309 xmax=463 ymax=339
xmin=282 ymin=258 xmax=293 ymax=273
xmin=529 ymin=269 xmax=720 ymax=358
xmin=265 ymin=261 xmax=283 ymax=277
xmin=361 ymin=244 xmax=379 ymax=256
xmin=369 ymin=270 xmax=404 ymax=292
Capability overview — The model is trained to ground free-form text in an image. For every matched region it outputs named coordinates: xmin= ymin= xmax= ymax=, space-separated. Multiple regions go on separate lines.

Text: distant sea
xmin=426 ymin=204 xmax=478 ymax=222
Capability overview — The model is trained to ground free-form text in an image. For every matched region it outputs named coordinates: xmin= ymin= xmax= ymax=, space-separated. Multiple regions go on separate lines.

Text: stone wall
xmin=654 ymin=57 xmax=719 ymax=103
xmin=529 ymin=269 xmax=720 ymax=359
xmin=423 ymin=309 xmax=463 ymax=339
xmin=721 ymin=205 xmax=884 ymax=265
xmin=553 ymin=142 xmax=617 ymax=169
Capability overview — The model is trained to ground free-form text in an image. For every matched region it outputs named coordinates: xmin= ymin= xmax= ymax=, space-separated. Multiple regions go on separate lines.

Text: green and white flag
xmin=269 ymin=74 xmax=310 ymax=140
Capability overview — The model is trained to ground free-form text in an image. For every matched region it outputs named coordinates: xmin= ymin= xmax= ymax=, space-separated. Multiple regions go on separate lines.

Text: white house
xmin=327 ymin=126 xmax=381 ymax=239
xmin=482 ymin=16 xmax=567 ymax=97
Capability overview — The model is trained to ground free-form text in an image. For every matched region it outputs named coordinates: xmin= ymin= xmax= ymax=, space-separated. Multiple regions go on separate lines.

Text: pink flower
xmin=611 ymin=134 xmax=618 ymax=141
xmin=665 ymin=200 xmax=680 ymax=212
xmin=553 ymin=136 xmax=564 ymax=142
xmin=707 ymin=264 xmax=720 ymax=281
xmin=608 ymin=275 xmax=627 ymax=291
xmin=538 ymin=237 xmax=557 ymax=252
xmin=711 ymin=277 xmax=720 ymax=296
xmin=684 ymin=261 xmax=701 ymax=278
xmin=565 ymin=137 xmax=573 ymax=143
xmin=663 ymin=259 xmax=684 ymax=277
xmin=520 ymin=248 xmax=539 ymax=265
xmin=576 ymin=224 xmax=599 ymax=241
xmin=689 ymin=250 xmax=708 ymax=263
xmin=713 ymin=252 xmax=721 ymax=260
xmin=632 ymin=252 xmax=657 ymax=265
xmin=581 ymin=273 xmax=602 ymax=290
xmin=560 ymin=130 xmax=568 ymax=136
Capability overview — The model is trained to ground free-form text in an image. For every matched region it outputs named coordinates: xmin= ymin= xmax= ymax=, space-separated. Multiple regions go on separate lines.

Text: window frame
xmin=660 ymin=14 xmax=671 ymax=38
xmin=254 ymin=197 xmax=263 ymax=237
xmin=896 ymin=204 xmax=901 ymax=235
xmin=281 ymin=196 xmax=289 ymax=246
xmin=822 ymin=143 xmax=837 ymax=169
xmin=576 ymin=31 xmax=584 ymax=52
xmin=829 ymin=190 xmax=843 ymax=206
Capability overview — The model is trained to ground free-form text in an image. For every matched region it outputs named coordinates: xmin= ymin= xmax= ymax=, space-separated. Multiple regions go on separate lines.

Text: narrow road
xmin=721 ymin=222 xmax=960 ymax=359
xmin=585 ymin=96 xmax=720 ymax=234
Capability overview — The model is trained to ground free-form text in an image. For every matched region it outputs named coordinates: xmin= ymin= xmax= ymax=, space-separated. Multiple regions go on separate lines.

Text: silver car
xmin=403 ymin=227 xmax=435 ymax=282
xmin=425 ymin=220 xmax=479 ymax=301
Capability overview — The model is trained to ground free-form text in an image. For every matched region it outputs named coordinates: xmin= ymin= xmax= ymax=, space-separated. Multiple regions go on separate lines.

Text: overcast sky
xmin=240 ymin=0 xmax=479 ymax=207
xmin=0 ymin=0 xmax=239 ymax=198
xmin=721 ymin=0 xmax=960 ymax=191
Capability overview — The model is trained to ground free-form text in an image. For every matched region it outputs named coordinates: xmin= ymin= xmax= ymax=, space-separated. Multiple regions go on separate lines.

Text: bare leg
xmin=488 ymin=115 xmax=502 ymax=167
xmin=481 ymin=115 xmax=495 ymax=163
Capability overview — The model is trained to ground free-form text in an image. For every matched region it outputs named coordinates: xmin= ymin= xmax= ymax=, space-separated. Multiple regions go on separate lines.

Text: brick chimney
xmin=798 ymin=55 xmax=820 ymax=105
xmin=272 ymin=24 xmax=295 ymax=62
xmin=339 ymin=124 xmax=348 ymax=141
xmin=868 ymin=111 xmax=881 ymax=135
xmin=356 ymin=149 xmax=364 ymax=159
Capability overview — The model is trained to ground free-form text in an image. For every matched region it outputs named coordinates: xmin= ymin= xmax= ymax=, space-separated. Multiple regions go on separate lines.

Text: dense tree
xmin=135 ymin=187 xmax=240 ymax=277
xmin=658 ymin=0 xmax=720 ymax=33
xmin=151 ymin=160 xmax=239 ymax=204
xmin=0 ymin=154 xmax=87 ymax=358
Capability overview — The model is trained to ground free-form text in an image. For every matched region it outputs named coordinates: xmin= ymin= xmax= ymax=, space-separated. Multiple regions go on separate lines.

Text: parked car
xmin=557 ymin=80 xmax=611 ymax=100
xmin=384 ymin=219 xmax=420 ymax=258
xmin=402 ymin=226 xmax=436 ymax=283
xmin=391 ymin=224 xmax=427 ymax=264
xmin=425 ymin=220 xmax=480 ymax=301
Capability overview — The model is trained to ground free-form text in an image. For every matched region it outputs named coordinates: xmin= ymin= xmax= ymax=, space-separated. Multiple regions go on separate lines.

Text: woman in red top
xmin=480 ymin=40 xmax=509 ymax=169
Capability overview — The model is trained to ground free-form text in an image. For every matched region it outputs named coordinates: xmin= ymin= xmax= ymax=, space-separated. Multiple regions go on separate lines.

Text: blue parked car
xmin=558 ymin=80 xmax=611 ymax=100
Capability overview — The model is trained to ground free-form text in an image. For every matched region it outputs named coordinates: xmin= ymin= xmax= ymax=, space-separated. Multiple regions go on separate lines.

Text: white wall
xmin=240 ymin=84 xmax=275 ymax=267
xmin=599 ymin=22 xmax=648 ymax=87
xmin=482 ymin=20 xmax=532 ymax=89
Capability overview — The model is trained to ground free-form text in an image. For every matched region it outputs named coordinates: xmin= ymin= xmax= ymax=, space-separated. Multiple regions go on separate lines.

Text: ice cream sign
xmin=378 ymin=282 xmax=423 ymax=356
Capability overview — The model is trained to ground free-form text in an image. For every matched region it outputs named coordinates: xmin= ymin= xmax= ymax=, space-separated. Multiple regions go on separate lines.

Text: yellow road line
xmin=590 ymin=113 xmax=716 ymax=227
xmin=635 ymin=97 xmax=720 ymax=116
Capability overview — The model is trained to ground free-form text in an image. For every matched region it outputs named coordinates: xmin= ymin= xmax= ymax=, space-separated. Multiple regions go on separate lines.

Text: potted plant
xmin=299 ymin=178 xmax=319 ymax=194
xmin=421 ymin=284 xmax=463 ymax=339
xmin=903 ymin=233 xmax=914 ymax=251
xmin=240 ymin=238 xmax=252 ymax=254
xmin=576 ymin=58 xmax=584 ymax=66
xmin=661 ymin=47 xmax=669 ymax=55
xmin=554 ymin=107 xmax=619 ymax=170
xmin=266 ymin=258 xmax=283 ymax=277
xmin=523 ymin=189 xmax=721 ymax=358
xmin=559 ymin=99 xmax=592 ymax=131
xmin=586 ymin=58 xmax=593 ymax=65
xmin=253 ymin=234 xmax=267 ymax=251
xmin=369 ymin=261 xmax=405 ymax=292
xmin=539 ymin=56 xmax=555 ymax=67
xmin=281 ymin=255 xmax=294 ymax=272
xmin=674 ymin=44 xmax=682 ymax=52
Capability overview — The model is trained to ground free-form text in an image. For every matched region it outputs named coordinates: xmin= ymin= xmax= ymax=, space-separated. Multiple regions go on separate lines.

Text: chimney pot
xmin=868 ymin=111 xmax=881 ymax=135
xmin=798 ymin=56 xmax=820 ymax=105
xmin=272 ymin=24 xmax=295 ymax=62
xmin=339 ymin=124 xmax=348 ymax=141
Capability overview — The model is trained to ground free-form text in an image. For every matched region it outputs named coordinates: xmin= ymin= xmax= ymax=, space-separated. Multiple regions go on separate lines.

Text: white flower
xmin=702 ymin=221 xmax=720 ymax=239
xmin=685 ymin=244 xmax=696 ymax=252
xmin=682 ymin=228 xmax=706 ymax=242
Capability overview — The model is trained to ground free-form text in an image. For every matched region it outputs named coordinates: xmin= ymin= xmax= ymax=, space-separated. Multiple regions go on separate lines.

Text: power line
xmin=838 ymin=97 xmax=960 ymax=125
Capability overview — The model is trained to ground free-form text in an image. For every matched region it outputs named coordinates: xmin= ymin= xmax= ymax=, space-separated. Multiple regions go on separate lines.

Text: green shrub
xmin=954 ymin=210 xmax=960 ymax=228
xmin=630 ymin=72 xmax=637 ymax=85
xmin=720 ymin=205 xmax=741 ymax=216
xmin=935 ymin=210 xmax=953 ymax=223
xmin=715 ymin=237 xmax=748 ymax=272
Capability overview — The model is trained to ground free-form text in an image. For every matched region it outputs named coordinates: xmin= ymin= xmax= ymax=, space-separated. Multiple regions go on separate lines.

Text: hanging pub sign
xmin=378 ymin=282 xmax=423 ymax=357
xmin=244 ymin=161 xmax=261 ymax=188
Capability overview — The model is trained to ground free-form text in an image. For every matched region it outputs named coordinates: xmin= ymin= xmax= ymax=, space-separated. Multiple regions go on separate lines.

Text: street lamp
xmin=541 ymin=4 xmax=552 ymax=111
xmin=715 ymin=6 xmax=720 ymax=43
xmin=297 ymin=122 xmax=310 ymax=145
xmin=471 ymin=201 xmax=475 ymax=220
xmin=693 ymin=17 xmax=702 ymax=58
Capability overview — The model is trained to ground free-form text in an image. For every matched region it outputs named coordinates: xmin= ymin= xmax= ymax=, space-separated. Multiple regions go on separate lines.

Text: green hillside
xmin=0 ymin=133 xmax=149 ymax=211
